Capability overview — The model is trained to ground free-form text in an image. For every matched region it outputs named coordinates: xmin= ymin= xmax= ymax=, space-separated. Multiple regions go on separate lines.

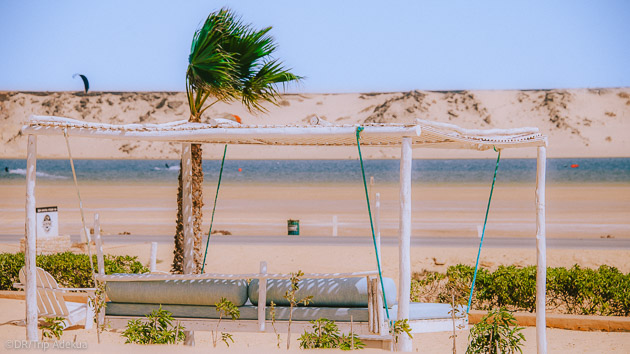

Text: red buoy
xmin=238 ymin=168 xmax=242 ymax=172
xmin=570 ymin=164 xmax=579 ymax=168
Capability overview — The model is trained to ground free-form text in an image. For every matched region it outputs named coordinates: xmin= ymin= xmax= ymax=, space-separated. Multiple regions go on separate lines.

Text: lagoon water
xmin=1 ymin=158 xmax=628 ymax=185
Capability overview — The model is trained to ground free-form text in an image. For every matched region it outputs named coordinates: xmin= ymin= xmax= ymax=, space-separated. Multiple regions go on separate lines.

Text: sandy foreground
xmin=1 ymin=240 xmax=630 ymax=353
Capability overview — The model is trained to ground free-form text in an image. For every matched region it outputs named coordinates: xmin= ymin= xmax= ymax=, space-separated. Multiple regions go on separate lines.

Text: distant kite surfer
xmin=4 ymin=167 xmax=8 ymax=173
xmin=165 ymin=163 xmax=169 ymax=169
xmin=72 ymin=73 xmax=89 ymax=94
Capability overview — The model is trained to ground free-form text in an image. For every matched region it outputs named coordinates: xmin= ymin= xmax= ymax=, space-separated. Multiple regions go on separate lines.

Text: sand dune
xmin=1 ymin=88 xmax=628 ymax=159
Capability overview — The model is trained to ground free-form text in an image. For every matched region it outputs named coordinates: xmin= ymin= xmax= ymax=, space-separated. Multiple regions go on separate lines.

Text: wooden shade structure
xmin=21 ymin=115 xmax=548 ymax=352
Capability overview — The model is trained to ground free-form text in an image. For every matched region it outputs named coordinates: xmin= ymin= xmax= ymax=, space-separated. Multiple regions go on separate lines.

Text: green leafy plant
xmin=88 ymin=280 xmax=108 ymax=344
xmin=411 ymin=264 xmax=630 ymax=316
xmin=269 ymin=300 xmax=281 ymax=348
xmin=284 ymin=270 xmax=313 ymax=350
xmin=41 ymin=316 xmax=65 ymax=341
xmin=449 ymin=291 xmax=467 ymax=354
xmin=466 ymin=308 xmax=525 ymax=354
xmin=121 ymin=306 xmax=185 ymax=344
xmin=298 ymin=318 xmax=364 ymax=350
xmin=211 ymin=297 xmax=240 ymax=347
xmin=0 ymin=252 xmax=23 ymax=290
xmin=389 ymin=319 xmax=413 ymax=351
xmin=0 ymin=252 xmax=147 ymax=290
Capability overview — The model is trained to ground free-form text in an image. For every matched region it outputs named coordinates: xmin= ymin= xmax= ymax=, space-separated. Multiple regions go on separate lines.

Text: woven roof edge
xmin=22 ymin=115 xmax=547 ymax=149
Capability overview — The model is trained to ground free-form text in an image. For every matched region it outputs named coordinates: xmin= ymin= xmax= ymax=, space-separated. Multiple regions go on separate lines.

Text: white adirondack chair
xmin=14 ymin=267 xmax=95 ymax=329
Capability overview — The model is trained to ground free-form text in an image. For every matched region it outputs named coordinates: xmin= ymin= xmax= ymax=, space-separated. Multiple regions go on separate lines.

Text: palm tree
xmin=172 ymin=8 xmax=301 ymax=273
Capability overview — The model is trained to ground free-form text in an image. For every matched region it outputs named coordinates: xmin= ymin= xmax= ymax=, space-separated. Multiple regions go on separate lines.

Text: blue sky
xmin=1 ymin=0 xmax=628 ymax=93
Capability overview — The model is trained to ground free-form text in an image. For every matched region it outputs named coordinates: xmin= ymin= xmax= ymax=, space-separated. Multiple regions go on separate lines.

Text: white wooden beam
xmin=182 ymin=143 xmax=195 ymax=275
xmin=25 ymin=135 xmax=38 ymax=341
xmin=398 ymin=137 xmax=412 ymax=352
xmin=22 ymin=118 xmax=422 ymax=144
xmin=96 ymin=270 xmax=378 ymax=282
xmin=536 ymin=146 xmax=547 ymax=354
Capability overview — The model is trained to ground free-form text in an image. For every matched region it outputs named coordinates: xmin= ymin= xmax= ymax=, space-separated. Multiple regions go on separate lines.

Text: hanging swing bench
xmin=21 ymin=115 xmax=548 ymax=351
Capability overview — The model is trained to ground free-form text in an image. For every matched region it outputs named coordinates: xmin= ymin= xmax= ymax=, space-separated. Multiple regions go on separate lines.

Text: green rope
xmin=355 ymin=126 xmax=391 ymax=322
xmin=201 ymin=144 xmax=228 ymax=274
xmin=467 ymin=147 xmax=501 ymax=313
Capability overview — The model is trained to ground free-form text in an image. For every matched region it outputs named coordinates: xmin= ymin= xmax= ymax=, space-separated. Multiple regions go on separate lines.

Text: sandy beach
xmin=1 ymin=182 xmax=629 ymax=240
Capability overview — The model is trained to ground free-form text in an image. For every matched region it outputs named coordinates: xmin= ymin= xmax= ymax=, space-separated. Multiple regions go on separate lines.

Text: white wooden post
xmin=370 ymin=176 xmax=374 ymax=200
xmin=258 ymin=261 xmax=267 ymax=332
xmin=181 ymin=143 xmax=195 ymax=346
xmin=94 ymin=214 xmax=105 ymax=275
xmin=367 ymin=277 xmax=374 ymax=333
xmin=94 ymin=215 xmax=105 ymax=327
xmin=375 ymin=192 xmax=382 ymax=266
xmin=150 ymin=242 xmax=158 ymax=273
xmin=332 ymin=215 xmax=338 ymax=237
xmin=25 ymin=135 xmax=38 ymax=341
xmin=398 ymin=137 xmax=412 ymax=352
xmin=182 ymin=143 xmax=195 ymax=275
xmin=536 ymin=146 xmax=547 ymax=354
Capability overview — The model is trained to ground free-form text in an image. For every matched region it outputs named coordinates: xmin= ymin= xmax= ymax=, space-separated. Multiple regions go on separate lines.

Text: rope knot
xmin=355 ymin=126 xmax=364 ymax=139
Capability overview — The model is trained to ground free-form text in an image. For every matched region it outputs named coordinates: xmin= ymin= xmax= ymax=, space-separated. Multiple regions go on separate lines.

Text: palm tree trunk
xmin=172 ymin=143 xmax=204 ymax=274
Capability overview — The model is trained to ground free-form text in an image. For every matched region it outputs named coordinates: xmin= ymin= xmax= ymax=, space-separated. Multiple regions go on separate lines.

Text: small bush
xmin=0 ymin=252 xmax=148 ymax=289
xmin=0 ymin=253 xmax=24 ymax=290
xmin=41 ymin=317 xmax=65 ymax=341
xmin=390 ymin=319 xmax=413 ymax=351
xmin=466 ymin=308 xmax=525 ymax=354
xmin=298 ymin=318 xmax=364 ymax=350
xmin=122 ymin=306 xmax=185 ymax=344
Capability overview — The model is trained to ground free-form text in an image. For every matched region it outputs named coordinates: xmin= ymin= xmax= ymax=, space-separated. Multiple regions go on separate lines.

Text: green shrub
xmin=466 ymin=308 xmax=525 ymax=354
xmin=390 ymin=319 xmax=413 ymax=351
xmin=0 ymin=252 xmax=148 ymax=290
xmin=411 ymin=264 xmax=630 ymax=316
xmin=0 ymin=253 xmax=24 ymax=290
xmin=298 ymin=318 xmax=364 ymax=350
xmin=211 ymin=297 xmax=240 ymax=347
xmin=41 ymin=316 xmax=65 ymax=341
xmin=122 ymin=306 xmax=185 ymax=344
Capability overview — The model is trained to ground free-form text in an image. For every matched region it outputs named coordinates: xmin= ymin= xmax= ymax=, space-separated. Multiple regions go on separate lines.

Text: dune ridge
xmin=1 ymin=88 xmax=628 ymax=159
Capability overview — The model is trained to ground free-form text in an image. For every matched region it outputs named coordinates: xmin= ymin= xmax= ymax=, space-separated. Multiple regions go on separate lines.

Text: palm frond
xmin=241 ymin=59 xmax=302 ymax=112
xmin=186 ymin=7 xmax=301 ymax=117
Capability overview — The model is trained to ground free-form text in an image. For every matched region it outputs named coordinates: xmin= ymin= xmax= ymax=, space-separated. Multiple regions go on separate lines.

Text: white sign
xmin=36 ymin=206 xmax=59 ymax=239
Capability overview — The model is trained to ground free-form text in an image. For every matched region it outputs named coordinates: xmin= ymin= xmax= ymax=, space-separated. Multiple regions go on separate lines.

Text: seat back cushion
xmin=248 ymin=277 xmax=396 ymax=308
xmin=106 ymin=278 xmax=248 ymax=306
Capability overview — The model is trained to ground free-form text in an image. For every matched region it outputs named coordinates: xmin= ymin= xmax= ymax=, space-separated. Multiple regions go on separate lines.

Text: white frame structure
xmin=21 ymin=115 xmax=548 ymax=352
